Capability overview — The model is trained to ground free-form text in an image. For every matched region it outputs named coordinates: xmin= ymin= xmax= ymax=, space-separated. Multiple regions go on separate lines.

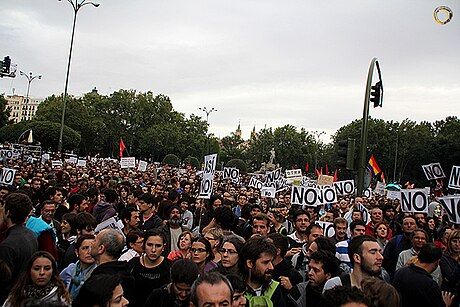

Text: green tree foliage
xmin=0 ymin=95 xmax=11 ymax=127
xmin=220 ymin=132 xmax=245 ymax=163
xmin=0 ymin=120 xmax=80 ymax=150
xmin=184 ymin=156 xmax=200 ymax=169
xmin=162 ymin=153 xmax=179 ymax=167
xmin=226 ymin=158 xmax=247 ymax=173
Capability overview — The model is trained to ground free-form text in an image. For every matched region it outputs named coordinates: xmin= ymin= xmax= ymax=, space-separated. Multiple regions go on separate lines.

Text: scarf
xmin=25 ymin=282 xmax=55 ymax=300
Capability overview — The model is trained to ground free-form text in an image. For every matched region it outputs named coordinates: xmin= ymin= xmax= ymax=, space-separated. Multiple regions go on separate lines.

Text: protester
xmin=129 ymin=229 xmax=171 ymax=307
xmin=439 ymin=229 xmax=460 ymax=306
xmin=73 ymin=273 xmax=129 ymax=307
xmin=190 ymin=272 xmax=233 ymax=307
xmin=191 ymin=237 xmax=217 ymax=275
xmin=167 ymin=230 xmax=194 ymax=261
xmin=144 ymin=259 xmax=199 ymax=307
xmin=119 ymin=230 xmax=144 ymax=262
xmin=203 ymin=227 xmax=224 ymax=263
xmin=360 ymin=277 xmax=400 ymax=307
xmin=60 ymin=234 xmax=96 ymax=299
xmin=373 ymin=222 xmax=389 ymax=250
xmin=3 ymin=251 xmax=71 ymax=307
xmin=216 ymin=236 xmax=244 ymax=275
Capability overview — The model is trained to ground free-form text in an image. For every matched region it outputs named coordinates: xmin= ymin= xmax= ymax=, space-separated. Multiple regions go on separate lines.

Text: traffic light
xmin=336 ymin=138 xmax=355 ymax=170
xmin=2 ymin=56 xmax=11 ymax=74
xmin=370 ymin=81 xmax=382 ymax=107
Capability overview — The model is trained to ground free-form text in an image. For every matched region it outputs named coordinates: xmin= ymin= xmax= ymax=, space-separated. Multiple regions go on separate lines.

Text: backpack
xmin=245 ymin=281 xmax=279 ymax=307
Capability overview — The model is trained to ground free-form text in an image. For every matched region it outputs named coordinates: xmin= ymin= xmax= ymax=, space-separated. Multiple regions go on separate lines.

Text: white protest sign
xmin=317 ymin=175 xmax=334 ymax=186
xmin=223 ymin=167 xmax=240 ymax=183
xmin=77 ymin=159 xmax=87 ymax=167
xmin=333 ymin=180 xmax=355 ymax=196
xmin=358 ymin=203 xmax=370 ymax=224
xmin=374 ymin=181 xmax=386 ymax=195
xmin=248 ymin=177 xmax=263 ymax=189
xmin=302 ymin=179 xmax=318 ymax=188
xmin=438 ymin=195 xmax=460 ymax=224
xmin=315 ymin=221 xmax=335 ymax=238
xmin=386 ymin=190 xmax=400 ymax=200
xmin=400 ymin=188 xmax=430 ymax=213
xmin=0 ymin=167 xmax=16 ymax=185
xmin=265 ymin=168 xmax=282 ymax=184
xmin=291 ymin=185 xmax=337 ymax=207
xmin=363 ymin=187 xmax=372 ymax=198
xmin=422 ymin=163 xmax=445 ymax=180
xmin=120 ymin=157 xmax=135 ymax=169
xmin=94 ymin=217 xmax=125 ymax=236
xmin=263 ymin=178 xmax=288 ymax=193
xmin=138 ymin=160 xmax=148 ymax=172
xmin=199 ymin=154 xmax=217 ymax=199
xmin=448 ymin=166 xmax=460 ymax=190
xmin=286 ymin=169 xmax=302 ymax=178
xmin=261 ymin=186 xmax=276 ymax=198
xmin=0 ymin=149 xmax=19 ymax=160
xmin=51 ymin=160 xmax=62 ymax=168
xmin=66 ymin=157 xmax=77 ymax=164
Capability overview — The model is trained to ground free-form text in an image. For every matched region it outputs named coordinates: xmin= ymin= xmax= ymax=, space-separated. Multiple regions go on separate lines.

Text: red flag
xmin=119 ymin=137 xmax=126 ymax=158
xmin=333 ymin=169 xmax=338 ymax=182
xmin=305 ymin=162 xmax=309 ymax=172
xmin=315 ymin=169 xmax=321 ymax=177
xmin=291 ymin=165 xmax=295 ymax=170
xmin=325 ymin=164 xmax=329 ymax=175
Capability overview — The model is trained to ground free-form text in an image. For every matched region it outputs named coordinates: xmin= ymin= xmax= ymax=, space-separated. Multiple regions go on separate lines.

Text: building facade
xmin=6 ymin=94 xmax=43 ymax=123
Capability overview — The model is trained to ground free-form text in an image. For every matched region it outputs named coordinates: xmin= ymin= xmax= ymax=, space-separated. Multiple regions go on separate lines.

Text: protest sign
xmin=387 ymin=190 xmax=400 ymax=200
xmin=52 ymin=160 xmax=62 ymax=168
xmin=77 ymin=159 xmax=87 ymax=167
xmin=66 ymin=157 xmax=77 ymax=164
xmin=315 ymin=221 xmax=335 ymax=238
xmin=448 ymin=166 xmax=460 ymax=190
xmin=223 ymin=167 xmax=239 ymax=183
xmin=265 ymin=168 xmax=282 ymax=184
xmin=422 ymin=162 xmax=445 ymax=180
xmin=261 ymin=186 xmax=276 ymax=198
xmin=438 ymin=195 xmax=460 ymax=224
xmin=199 ymin=154 xmax=217 ymax=199
xmin=291 ymin=185 xmax=337 ymax=207
xmin=0 ymin=167 xmax=16 ymax=185
xmin=120 ymin=157 xmax=135 ymax=168
xmin=363 ymin=187 xmax=372 ymax=198
xmin=374 ymin=181 xmax=386 ymax=195
xmin=286 ymin=169 xmax=302 ymax=185
xmin=248 ymin=177 xmax=263 ymax=189
xmin=333 ymin=180 xmax=355 ymax=196
xmin=317 ymin=175 xmax=334 ymax=186
xmin=400 ymin=188 xmax=430 ymax=213
xmin=0 ymin=149 xmax=19 ymax=160
xmin=138 ymin=160 xmax=148 ymax=172
xmin=94 ymin=217 xmax=125 ymax=236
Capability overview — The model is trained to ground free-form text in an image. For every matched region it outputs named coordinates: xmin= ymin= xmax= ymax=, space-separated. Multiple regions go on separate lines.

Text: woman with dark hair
xmin=434 ymin=226 xmax=453 ymax=251
xmin=73 ymin=274 xmax=128 ymax=307
xmin=3 ymin=251 xmax=71 ymax=307
xmin=373 ymin=222 xmax=389 ymax=250
xmin=425 ymin=216 xmax=439 ymax=242
xmin=440 ymin=229 xmax=460 ymax=306
xmin=57 ymin=213 xmax=77 ymax=270
xmin=116 ymin=185 xmax=130 ymax=214
xmin=191 ymin=237 xmax=217 ymax=275
xmin=216 ymin=236 xmax=245 ymax=275
xmin=226 ymin=274 xmax=247 ymax=307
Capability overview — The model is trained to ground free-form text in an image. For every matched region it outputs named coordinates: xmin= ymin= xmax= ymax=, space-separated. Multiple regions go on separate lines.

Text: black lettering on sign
xmin=449 ymin=166 xmax=460 ymax=190
xmin=422 ymin=163 xmax=445 ymax=180
xmin=400 ymin=189 xmax=429 ymax=213
xmin=0 ymin=168 xmax=15 ymax=185
xmin=438 ymin=196 xmax=460 ymax=224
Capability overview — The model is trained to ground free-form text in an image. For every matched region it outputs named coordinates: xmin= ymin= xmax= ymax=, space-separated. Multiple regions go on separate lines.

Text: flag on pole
xmin=333 ymin=169 xmax=338 ymax=182
xmin=325 ymin=164 xmax=329 ymax=175
xmin=305 ymin=162 xmax=309 ymax=172
xmin=27 ymin=130 xmax=33 ymax=143
xmin=367 ymin=155 xmax=382 ymax=177
xmin=119 ymin=138 xmax=127 ymax=158
xmin=381 ymin=171 xmax=387 ymax=184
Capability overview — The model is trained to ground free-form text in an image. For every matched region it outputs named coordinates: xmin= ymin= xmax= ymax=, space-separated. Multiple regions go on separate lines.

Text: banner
xmin=199 ymin=154 xmax=217 ymax=199
xmin=317 ymin=175 xmax=334 ymax=186
xmin=333 ymin=180 xmax=355 ymax=196
xmin=77 ymin=159 xmax=87 ymax=167
xmin=265 ymin=168 xmax=282 ymax=184
xmin=51 ymin=160 xmax=62 ymax=168
xmin=315 ymin=221 xmax=335 ymax=238
xmin=422 ymin=162 xmax=445 ymax=180
xmin=120 ymin=157 xmax=136 ymax=169
xmin=291 ymin=185 xmax=337 ymax=207
xmin=400 ymin=188 xmax=430 ymax=213
xmin=0 ymin=167 xmax=16 ymax=185
xmin=261 ymin=187 xmax=276 ymax=198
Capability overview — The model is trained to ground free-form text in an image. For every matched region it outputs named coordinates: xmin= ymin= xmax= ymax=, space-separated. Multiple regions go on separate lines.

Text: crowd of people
xmin=0 ymin=156 xmax=459 ymax=307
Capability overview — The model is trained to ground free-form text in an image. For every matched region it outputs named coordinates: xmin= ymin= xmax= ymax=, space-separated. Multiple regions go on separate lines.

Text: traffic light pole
xmin=357 ymin=57 xmax=382 ymax=196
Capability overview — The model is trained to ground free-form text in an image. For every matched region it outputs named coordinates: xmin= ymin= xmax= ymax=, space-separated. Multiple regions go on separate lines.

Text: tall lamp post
xmin=19 ymin=71 xmax=42 ymax=104
xmin=312 ymin=130 xmax=325 ymax=173
xmin=199 ymin=107 xmax=217 ymax=154
xmin=57 ymin=0 xmax=99 ymax=153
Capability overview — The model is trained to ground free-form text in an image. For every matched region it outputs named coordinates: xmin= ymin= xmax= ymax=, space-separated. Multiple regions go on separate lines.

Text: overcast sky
xmin=1 ymin=0 xmax=458 ymax=142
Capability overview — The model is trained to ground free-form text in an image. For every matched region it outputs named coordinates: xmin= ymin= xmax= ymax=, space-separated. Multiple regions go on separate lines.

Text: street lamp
xmin=199 ymin=107 xmax=217 ymax=154
xmin=312 ymin=130 xmax=325 ymax=173
xmin=57 ymin=0 xmax=99 ymax=153
xmin=19 ymin=71 xmax=42 ymax=104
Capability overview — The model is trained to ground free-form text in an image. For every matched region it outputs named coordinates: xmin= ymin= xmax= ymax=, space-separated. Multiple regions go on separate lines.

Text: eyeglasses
xmin=134 ymin=240 xmax=144 ymax=245
xmin=190 ymin=248 xmax=207 ymax=253
xmin=218 ymin=248 xmax=238 ymax=255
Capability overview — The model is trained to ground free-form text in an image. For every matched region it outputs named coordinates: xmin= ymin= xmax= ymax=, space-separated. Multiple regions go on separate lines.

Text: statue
xmin=268 ymin=147 xmax=275 ymax=165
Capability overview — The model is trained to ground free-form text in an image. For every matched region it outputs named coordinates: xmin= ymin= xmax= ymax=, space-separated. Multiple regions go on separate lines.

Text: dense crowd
xmin=0 ymin=157 xmax=459 ymax=307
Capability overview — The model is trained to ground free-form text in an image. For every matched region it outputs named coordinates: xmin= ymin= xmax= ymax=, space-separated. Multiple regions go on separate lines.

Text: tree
xmin=226 ymin=159 xmax=248 ymax=173
xmin=0 ymin=95 xmax=11 ymax=128
xmin=162 ymin=154 xmax=179 ymax=167
xmin=220 ymin=132 xmax=245 ymax=163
